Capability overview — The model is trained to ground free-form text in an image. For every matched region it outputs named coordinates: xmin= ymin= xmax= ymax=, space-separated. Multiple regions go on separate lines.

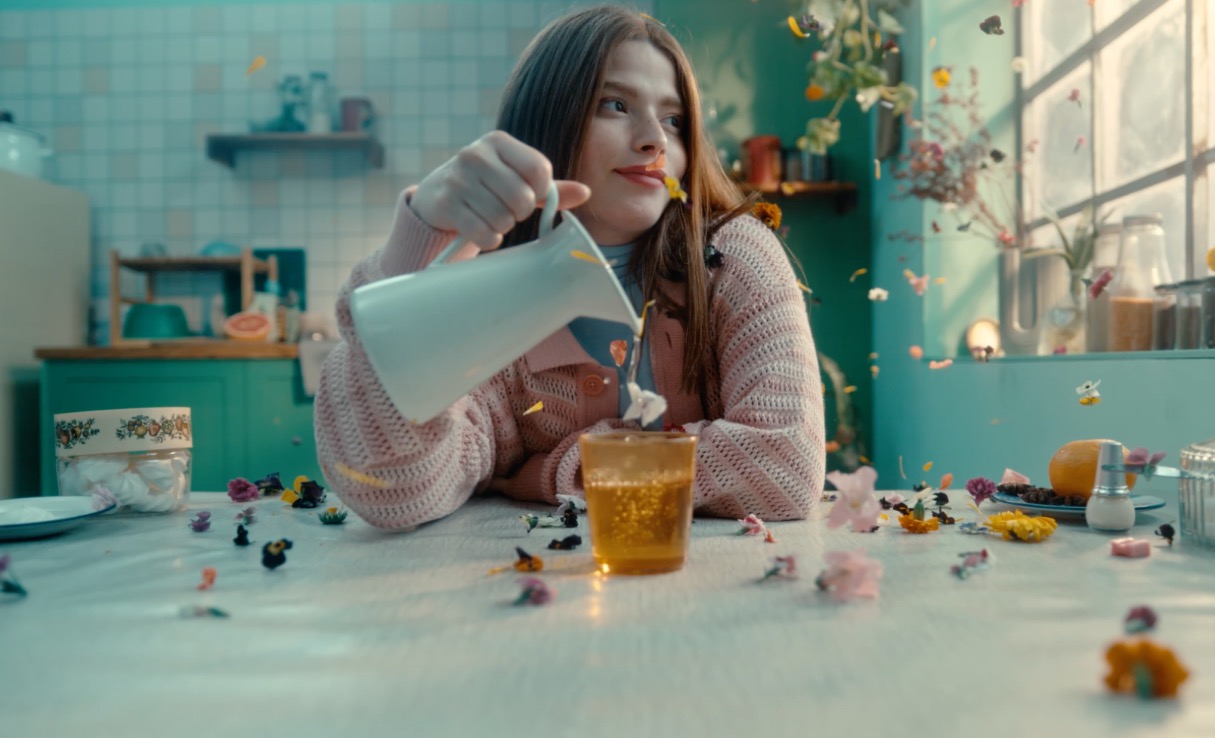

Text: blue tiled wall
xmin=0 ymin=1 xmax=643 ymax=340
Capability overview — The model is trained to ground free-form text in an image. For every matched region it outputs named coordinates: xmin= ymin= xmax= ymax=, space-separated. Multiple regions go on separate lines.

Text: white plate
xmin=991 ymin=491 xmax=1166 ymax=520
xmin=0 ymin=496 xmax=117 ymax=541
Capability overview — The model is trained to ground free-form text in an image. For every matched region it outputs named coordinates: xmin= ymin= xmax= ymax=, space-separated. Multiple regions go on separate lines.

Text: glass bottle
xmin=1152 ymin=283 xmax=1177 ymax=350
xmin=1084 ymin=222 xmax=1122 ymax=352
xmin=307 ymin=72 xmax=333 ymax=134
xmin=1202 ymin=278 xmax=1215 ymax=349
xmin=1036 ymin=263 xmax=1087 ymax=355
xmin=1108 ymin=214 xmax=1171 ymax=352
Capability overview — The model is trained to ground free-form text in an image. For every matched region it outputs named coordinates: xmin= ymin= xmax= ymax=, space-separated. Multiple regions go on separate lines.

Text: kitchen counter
xmin=35 ymin=340 xmax=298 ymax=360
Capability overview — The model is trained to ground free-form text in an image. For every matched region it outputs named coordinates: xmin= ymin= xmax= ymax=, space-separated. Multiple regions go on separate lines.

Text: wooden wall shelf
xmin=738 ymin=181 xmax=858 ymax=214
xmin=109 ymin=249 xmax=278 ymax=347
xmin=205 ymin=132 xmax=385 ymax=169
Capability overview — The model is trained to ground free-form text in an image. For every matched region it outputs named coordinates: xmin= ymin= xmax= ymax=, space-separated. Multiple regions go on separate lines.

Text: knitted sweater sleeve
xmin=313 ymin=190 xmax=523 ymax=530
xmin=680 ymin=216 xmax=826 ymax=521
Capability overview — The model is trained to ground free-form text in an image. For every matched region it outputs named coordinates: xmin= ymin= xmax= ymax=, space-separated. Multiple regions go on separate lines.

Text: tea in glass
xmin=579 ymin=431 xmax=698 ymax=575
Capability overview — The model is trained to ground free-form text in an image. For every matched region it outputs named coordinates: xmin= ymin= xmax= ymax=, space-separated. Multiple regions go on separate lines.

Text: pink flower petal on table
xmin=816 ymin=549 xmax=884 ymax=602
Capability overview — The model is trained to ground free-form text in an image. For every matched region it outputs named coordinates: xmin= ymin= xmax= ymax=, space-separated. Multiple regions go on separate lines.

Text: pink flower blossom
xmin=826 ymin=466 xmax=882 ymax=532
xmin=965 ymin=477 xmax=997 ymax=505
xmin=815 ymin=549 xmax=884 ymax=602
xmin=1067 ymin=88 xmax=1082 ymax=105
xmin=737 ymin=513 xmax=768 ymax=536
xmin=997 ymin=230 xmax=1016 ymax=246
xmin=1125 ymin=605 xmax=1158 ymax=634
xmin=514 ymin=577 xmax=553 ymax=606
xmin=762 ymin=555 xmax=798 ymax=581
xmin=227 ymin=477 xmax=259 ymax=503
xmin=1000 ymin=468 xmax=1029 ymax=485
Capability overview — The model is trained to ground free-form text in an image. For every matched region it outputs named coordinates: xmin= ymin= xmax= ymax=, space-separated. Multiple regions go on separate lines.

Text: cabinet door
xmin=39 ymin=360 xmax=248 ymax=494
xmin=242 ymin=361 xmax=324 ymax=487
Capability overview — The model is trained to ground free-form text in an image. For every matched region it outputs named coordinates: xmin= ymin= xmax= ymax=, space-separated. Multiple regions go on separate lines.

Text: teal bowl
xmin=122 ymin=303 xmax=190 ymax=339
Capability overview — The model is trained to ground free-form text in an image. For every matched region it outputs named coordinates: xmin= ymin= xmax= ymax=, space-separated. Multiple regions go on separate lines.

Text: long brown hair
xmin=497 ymin=5 xmax=754 ymax=396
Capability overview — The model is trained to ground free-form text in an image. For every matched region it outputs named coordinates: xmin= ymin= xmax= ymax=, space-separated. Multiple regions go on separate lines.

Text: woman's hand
xmin=409 ymin=131 xmax=591 ymax=251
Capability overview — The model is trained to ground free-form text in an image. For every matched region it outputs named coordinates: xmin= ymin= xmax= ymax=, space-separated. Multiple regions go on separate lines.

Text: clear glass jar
xmin=53 ymin=407 xmax=192 ymax=513
xmin=1152 ymin=283 xmax=1177 ymax=350
xmin=1084 ymin=223 xmax=1122 ymax=353
xmin=1180 ymin=437 xmax=1215 ymax=547
xmin=307 ymin=71 xmax=333 ymax=134
xmin=1108 ymin=214 xmax=1171 ymax=352
xmin=1174 ymin=279 xmax=1203 ymax=349
xmin=1202 ymin=278 xmax=1215 ymax=349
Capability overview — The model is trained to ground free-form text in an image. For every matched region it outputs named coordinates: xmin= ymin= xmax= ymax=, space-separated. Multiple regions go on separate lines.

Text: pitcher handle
xmin=429 ymin=180 xmax=562 ymax=267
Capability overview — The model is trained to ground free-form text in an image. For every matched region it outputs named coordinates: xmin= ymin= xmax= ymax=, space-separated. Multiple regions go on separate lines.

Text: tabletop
xmin=3 ymin=488 xmax=1214 ymax=738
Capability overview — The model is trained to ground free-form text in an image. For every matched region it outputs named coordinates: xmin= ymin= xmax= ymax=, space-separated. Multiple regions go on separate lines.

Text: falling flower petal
xmin=522 ymin=401 xmax=544 ymax=416
xmin=608 ymin=340 xmax=628 ymax=367
xmin=623 ymin=382 xmax=667 ymax=426
xmin=663 ymin=175 xmax=688 ymax=203
xmin=939 ymin=472 xmax=954 ymax=490
xmin=908 ymin=345 xmax=924 ymax=359
xmin=850 ymin=267 xmax=868 ymax=282
xmin=761 ymin=555 xmax=798 ymax=581
xmin=979 ymin=15 xmax=1004 ymax=34
xmin=1089 ymin=269 xmax=1114 ymax=299
xmin=825 ymin=467 xmax=882 ymax=532
xmin=1075 ymin=135 xmax=1087 ymax=152
xmin=931 ymin=66 xmax=951 ymax=88
xmin=1011 ymin=56 xmax=1027 ymax=74
xmin=929 ymin=359 xmax=953 ymax=370
xmin=1068 ymin=88 xmax=1082 ymax=106
xmin=868 ymin=287 xmax=889 ymax=302
xmin=197 ymin=566 xmax=217 ymax=591
xmin=245 ymin=55 xmax=266 ymax=76
xmin=570 ymin=250 xmax=607 ymax=266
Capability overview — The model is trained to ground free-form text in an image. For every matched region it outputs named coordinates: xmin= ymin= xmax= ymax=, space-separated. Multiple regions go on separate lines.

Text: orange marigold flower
xmin=805 ymin=84 xmax=826 ymax=101
xmin=1104 ymin=638 xmax=1190 ymax=698
xmin=898 ymin=514 xmax=940 ymax=534
xmin=752 ymin=202 xmax=782 ymax=230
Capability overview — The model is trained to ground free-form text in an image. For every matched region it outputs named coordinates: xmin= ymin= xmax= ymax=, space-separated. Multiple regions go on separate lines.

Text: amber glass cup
xmin=578 ymin=431 xmax=698 ymax=575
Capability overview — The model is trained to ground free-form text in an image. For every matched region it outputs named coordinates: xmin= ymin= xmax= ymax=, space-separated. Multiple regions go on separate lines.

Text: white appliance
xmin=0 ymin=170 xmax=90 ymax=497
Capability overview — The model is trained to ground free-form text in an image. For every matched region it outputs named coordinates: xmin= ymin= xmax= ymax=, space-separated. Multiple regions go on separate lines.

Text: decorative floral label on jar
xmin=55 ymin=417 xmax=101 ymax=452
xmin=115 ymin=413 xmax=191 ymax=444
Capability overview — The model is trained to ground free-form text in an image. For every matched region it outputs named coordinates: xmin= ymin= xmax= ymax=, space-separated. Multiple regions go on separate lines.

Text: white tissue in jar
xmin=131 ymin=490 xmax=177 ymax=513
xmin=57 ymin=459 xmax=87 ymax=495
xmin=108 ymin=469 xmax=151 ymax=506
xmin=136 ymin=458 xmax=178 ymax=493
xmin=76 ymin=454 xmax=128 ymax=485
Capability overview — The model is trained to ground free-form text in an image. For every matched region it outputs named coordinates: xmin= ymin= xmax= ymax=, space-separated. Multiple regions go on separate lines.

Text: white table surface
xmin=3 ymin=488 xmax=1214 ymax=738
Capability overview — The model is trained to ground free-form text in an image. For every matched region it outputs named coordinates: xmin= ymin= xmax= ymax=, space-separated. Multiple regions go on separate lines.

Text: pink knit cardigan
xmin=314 ymin=191 xmax=826 ymax=530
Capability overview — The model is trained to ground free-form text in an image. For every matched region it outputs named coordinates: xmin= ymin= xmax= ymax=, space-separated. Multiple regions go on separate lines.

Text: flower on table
xmin=318 ymin=507 xmax=348 ymax=525
xmin=234 ymin=506 xmax=256 ymax=525
xmin=1104 ymin=639 xmax=1189 ymax=699
xmin=965 ymin=477 xmax=997 ymax=506
xmin=514 ymin=577 xmax=553 ymax=606
xmin=1125 ymin=606 xmax=1159 ymax=634
xmin=826 ymin=466 xmax=882 ymax=532
xmin=226 ymin=476 xmax=259 ymax=503
xmin=815 ymin=549 xmax=883 ymax=602
xmin=984 ymin=510 xmax=1057 ymax=542
xmin=898 ymin=503 xmax=941 ymax=534
xmin=737 ymin=514 xmax=768 ymax=537
xmin=761 ymin=555 xmax=798 ymax=581
xmin=188 ymin=511 xmax=212 ymax=532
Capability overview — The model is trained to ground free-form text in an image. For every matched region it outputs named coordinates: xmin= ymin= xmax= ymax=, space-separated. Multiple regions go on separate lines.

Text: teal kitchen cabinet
xmin=38 ymin=352 xmax=322 ymax=495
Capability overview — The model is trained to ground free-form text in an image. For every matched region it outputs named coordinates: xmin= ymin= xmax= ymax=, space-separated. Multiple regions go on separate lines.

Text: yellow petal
xmin=922 ymin=461 xmax=933 ymax=471
xmin=280 ymin=489 xmax=300 ymax=504
xmin=570 ymin=250 xmax=606 ymax=266
xmin=787 ymin=16 xmax=808 ymax=38
xmin=850 ymin=268 xmax=868 ymax=282
xmin=523 ymin=401 xmax=544 ymax=416
xmin=246 ymin=55 xmax=267 ymax=76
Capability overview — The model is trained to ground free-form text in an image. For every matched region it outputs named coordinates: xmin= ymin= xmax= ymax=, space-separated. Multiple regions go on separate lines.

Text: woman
xmin=315 ymin=6 xmax=825 ymax=529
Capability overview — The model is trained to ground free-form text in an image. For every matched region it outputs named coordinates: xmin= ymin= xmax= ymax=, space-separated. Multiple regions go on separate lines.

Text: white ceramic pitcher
xmin=351 ymin=182 xmax=642 ymax=423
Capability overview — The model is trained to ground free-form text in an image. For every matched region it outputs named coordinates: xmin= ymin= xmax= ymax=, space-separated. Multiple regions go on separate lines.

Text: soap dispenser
xmin=1085 ymin=441 xmax=1136 ymax=533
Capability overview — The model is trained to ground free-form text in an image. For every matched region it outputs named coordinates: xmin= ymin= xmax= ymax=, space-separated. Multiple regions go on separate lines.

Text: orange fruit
xmin=224 ymin=311 xmax=271 ymax=341
xmin=1048 ymin=439 xmax=1136 ymax=499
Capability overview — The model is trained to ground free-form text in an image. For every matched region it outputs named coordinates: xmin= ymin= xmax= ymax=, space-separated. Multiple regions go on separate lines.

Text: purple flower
xmin=966 ymin=477 xmax=997 ymax=505
xmin=234 ymin=506 xmax=256 ymax=524
xmin=1125 ymin=605 xmax=1159 ymax=634
xmin=188 ymin=511 xmax=211 ymax=532
xmin=227 ymin=477 xmax=259 ymax=503
xmin=1125 ymin=448 xmax=1167 ymax=473
xmin=514 ymin=577 xmax=553 ymax=606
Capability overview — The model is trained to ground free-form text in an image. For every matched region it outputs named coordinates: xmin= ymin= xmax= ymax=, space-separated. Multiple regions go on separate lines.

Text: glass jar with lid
xmin=1202 ymin=278 xmax=1215 ymax=348
xmin=1174 ymin=279 xmax=1203 ymax=349
xmin=1084 ymin=223 xmax=1122 ymax=353
xmin=1180 ymin=437 xmax=1215 ymax=547
xmin=1107 ymin=214 xmax=1171 ymax=352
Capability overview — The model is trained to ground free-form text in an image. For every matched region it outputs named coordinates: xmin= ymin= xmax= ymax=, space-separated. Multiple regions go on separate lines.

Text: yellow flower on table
xmin=898 ymin=514 xmax=940 ymax=534
xmin=751 ymin=202 xmax=782 ymax=230
xmin=984 ymin=510 xmax=1057 ymax=542
xmin=1104 ymin=638 xmax=1190 ymax=698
